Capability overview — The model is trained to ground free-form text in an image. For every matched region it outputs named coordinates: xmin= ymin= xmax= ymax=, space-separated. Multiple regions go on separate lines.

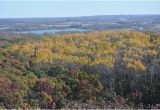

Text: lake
xmin=16 ymin=28 xmax=90 ymax=35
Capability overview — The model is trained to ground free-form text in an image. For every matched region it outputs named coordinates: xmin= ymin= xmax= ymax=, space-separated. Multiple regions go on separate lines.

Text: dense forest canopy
xmin=0 ymin=30 xmax=160 ymax=109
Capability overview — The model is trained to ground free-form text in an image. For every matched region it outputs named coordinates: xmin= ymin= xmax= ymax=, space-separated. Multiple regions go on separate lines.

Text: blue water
xmin=16 ymin=28 xmax=90 ymax=35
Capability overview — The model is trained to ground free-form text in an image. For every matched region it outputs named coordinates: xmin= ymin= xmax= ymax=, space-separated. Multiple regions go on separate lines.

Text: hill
xmin=0 ymin=30 xmax=160 ymax=109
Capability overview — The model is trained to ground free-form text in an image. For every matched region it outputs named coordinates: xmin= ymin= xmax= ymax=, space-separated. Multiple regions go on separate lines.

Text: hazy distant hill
xmin=0 ymin=15 xmax=160 ymax=34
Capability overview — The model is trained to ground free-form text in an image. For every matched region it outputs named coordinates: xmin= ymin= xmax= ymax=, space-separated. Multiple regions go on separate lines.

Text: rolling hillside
xmin=0 ymin=30 xmax=160 ymax=109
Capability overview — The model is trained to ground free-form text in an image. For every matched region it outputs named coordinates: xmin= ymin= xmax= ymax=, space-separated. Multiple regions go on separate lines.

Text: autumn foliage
xmin=0 ymin=30 xmax=160 ymax=109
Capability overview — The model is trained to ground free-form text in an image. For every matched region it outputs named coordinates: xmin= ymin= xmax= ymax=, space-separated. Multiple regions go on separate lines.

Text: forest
xmin=0 ymin=30 xmax=160 ymax=109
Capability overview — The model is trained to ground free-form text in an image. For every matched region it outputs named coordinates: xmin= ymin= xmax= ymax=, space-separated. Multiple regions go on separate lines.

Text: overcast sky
xmin=0 ymin=0 xmax=160 ymax=18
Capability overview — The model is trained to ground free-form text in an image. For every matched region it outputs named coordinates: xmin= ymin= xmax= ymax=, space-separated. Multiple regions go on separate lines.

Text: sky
xmin=0 ymin=0 xmax=160 ymax=18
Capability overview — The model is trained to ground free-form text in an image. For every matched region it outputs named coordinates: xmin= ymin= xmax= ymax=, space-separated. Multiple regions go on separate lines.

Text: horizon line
xmin=0 ymin=14 xmax=160 ymax=19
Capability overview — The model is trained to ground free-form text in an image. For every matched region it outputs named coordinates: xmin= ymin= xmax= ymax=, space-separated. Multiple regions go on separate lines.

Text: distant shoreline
xmin=0 ymin=14 xmax=160 ymax=19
